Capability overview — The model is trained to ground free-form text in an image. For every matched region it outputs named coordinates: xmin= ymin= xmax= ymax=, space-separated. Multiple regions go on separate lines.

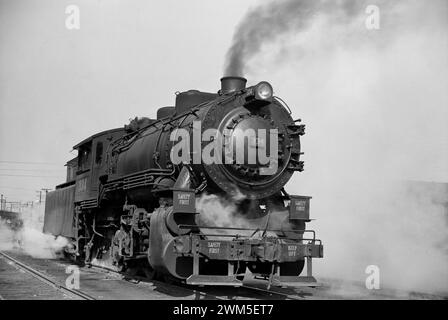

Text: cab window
xmin=95 ymin=142 xmax=103 ymax=165
xmin=78 ymin=144 xmax=92 ymax=171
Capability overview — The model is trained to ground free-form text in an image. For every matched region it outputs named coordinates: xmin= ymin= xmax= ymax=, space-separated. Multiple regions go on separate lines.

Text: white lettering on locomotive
xmin=294 ymin=200 xmax=306 ymax=211
xmin=288 ymin=245 xmax=297 ymax=257
xmin=208 ymin=242 xmax=221 ymax=254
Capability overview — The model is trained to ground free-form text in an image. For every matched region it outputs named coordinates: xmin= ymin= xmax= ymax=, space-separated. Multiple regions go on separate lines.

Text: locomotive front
xmin=184 ymin=77 xmax=303 ymax=200
xmin=143 ymin=77 xmax=323 ymax=286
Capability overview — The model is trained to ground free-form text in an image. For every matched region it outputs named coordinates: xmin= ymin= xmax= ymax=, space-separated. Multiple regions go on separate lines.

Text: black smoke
xmin=224 ymin=0 xmax=377 ymax=76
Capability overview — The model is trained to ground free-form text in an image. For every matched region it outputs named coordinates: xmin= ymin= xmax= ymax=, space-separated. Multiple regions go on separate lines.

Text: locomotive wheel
xmin=73 ymin=253 xmax=86 ymax=267
xmin=248 ymin=261 xmax=305 ymax=277
xmin=142 ymin=264 xmax=157 ymax=280
xmin=279 ymin=260 xmax=305 ymax=276
xmin=111 ymin=247 xmax=127 ymax=272
xmin=247 ymin=262 xmax=272 ymax=276
xmin=143 ymin=268 xmax=157 ymax=280
xmin=162 ymin=273 xmax=179 ymax=285
xmin=116 ymin=260 xmax=127 ymax=272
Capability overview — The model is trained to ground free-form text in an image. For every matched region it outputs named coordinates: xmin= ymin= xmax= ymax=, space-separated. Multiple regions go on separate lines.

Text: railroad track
xmin=88 ymin=263 xmax=228 ymax=300
xmin=0 ymin=251 xmax=96 ymax=300
xmin=85 ymin=264 xmax=447 ymax=300
xmin=241 ymin=284 xmax=303 ymax=300
xmin=195 ymin=282 xmax=303 ymax=300
xmin=88 ymin=262 xmax=302 ymax=300
xmin=0 ymin=250 xmax=303 ymax=300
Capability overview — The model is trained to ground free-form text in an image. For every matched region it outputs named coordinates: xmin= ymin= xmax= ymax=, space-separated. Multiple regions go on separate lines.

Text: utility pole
xmin=42 ymin=188 xmax=51 ymax=195
xmin=36 ymin=190 xmax=42 ymax=204
xmin=37 ymin=188 xmax=51 ymax=204
xmin=1 ymin=195 xmax=8 ymax=211
xmin=42 ymin=188 xmax=51 ymax=203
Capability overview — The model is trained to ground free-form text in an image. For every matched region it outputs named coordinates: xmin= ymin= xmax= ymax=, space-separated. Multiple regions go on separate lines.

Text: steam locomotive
xmin=44 ymin=77 xmax=323 ymax=286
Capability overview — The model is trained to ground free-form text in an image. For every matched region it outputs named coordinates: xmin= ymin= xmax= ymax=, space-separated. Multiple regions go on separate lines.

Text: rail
xmin=0 ymin=251 xmax=96 ymax=300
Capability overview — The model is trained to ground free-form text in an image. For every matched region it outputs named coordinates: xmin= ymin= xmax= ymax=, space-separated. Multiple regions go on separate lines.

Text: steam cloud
xmin=195 ymin=193 xmax=288 ymax=238
xmin=0 ymin=204 xmax=68 ymax=259
xmin=196 ymin=194 xmax=258 ymax=238
xmin=225 ymin=0 xmax=448 ymax=295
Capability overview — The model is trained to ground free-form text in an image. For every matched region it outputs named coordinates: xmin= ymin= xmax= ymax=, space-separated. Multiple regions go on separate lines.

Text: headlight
xmin=255 ymin=82 xmax=273 ymax=100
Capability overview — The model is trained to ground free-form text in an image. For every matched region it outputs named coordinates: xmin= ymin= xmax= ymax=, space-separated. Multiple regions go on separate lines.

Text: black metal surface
xmin=220 ymin=76 xmax=247 ymax=94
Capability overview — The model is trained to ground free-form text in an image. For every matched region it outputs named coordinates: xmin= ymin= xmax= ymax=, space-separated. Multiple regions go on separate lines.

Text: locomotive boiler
xmin=43 ymin=77 xmax=323 ymax=286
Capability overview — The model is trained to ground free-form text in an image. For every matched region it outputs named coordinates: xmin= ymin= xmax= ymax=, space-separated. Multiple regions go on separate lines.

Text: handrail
xmin=178 ymin=224 xmax=316 ymax=241
xmin=274 ymin=96 xmax=292 ymax=114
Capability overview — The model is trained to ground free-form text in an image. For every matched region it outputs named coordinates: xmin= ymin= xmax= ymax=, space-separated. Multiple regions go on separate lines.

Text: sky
xmin=0 ymin=0 xmax=258 ymax=203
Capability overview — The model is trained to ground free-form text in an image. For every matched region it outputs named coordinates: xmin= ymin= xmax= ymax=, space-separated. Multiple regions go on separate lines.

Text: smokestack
xmin=220 ymin=76 xmax=247 ymax=94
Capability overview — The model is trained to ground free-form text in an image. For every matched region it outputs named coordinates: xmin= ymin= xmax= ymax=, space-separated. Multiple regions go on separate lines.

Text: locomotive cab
xmin=72 ymin=128 xmax=125 ymax=207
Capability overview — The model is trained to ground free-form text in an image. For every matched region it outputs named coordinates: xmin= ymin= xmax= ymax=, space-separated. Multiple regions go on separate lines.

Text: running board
xmin=272 ymin=276 xmax=322 ymax=287
xmin=186 ymin=275 xmax=243 ymax=286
